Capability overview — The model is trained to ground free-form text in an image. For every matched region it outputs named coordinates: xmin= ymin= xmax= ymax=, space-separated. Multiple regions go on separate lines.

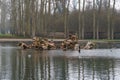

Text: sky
xmin=70 ymin=0 xmax=120 ymax=10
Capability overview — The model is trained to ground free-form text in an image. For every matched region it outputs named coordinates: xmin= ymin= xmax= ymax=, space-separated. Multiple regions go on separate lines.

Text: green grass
xmin=0 ymin=34 xmax=28 ymax=38
xmin=0 ymin=34 xmax=14 ymax=38
xmin=80 ymin=39 xmax=120 ymax=42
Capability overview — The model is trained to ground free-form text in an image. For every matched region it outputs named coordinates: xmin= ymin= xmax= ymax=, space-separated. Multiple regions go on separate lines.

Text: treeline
xmin=0 ymin=0 xmax=120 ymax=39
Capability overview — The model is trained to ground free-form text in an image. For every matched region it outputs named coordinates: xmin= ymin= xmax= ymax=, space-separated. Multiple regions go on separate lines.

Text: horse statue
xmin=18 ymin=36 xmax=56 ymax=50
xmin=60 ymin=34 xmax=96 ymax=51
xmin=61 ymin=34 xmax=79 ymax=50
xmin=84 ymin=41 xmax=96 ymax=49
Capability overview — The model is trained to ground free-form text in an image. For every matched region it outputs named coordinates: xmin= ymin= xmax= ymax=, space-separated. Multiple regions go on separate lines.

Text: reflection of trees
xmin=13 ymin=50 xmax=116 ymax=80
xmin=0 ymin=47 xmax=13 ymax=79
xmin=53 ymin=57 xmax=69 ymax=80
xmin=15 ymin=50 xmax=70 ymax=80
xmin=83 ymin=58 xmax=115 ymax=80
xmin=14 ymin=50 xmax=27 ymax=80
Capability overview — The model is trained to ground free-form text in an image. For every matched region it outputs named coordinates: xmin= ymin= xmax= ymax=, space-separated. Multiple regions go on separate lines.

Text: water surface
xmin=0 ymin=43 xmax=120 ymax=80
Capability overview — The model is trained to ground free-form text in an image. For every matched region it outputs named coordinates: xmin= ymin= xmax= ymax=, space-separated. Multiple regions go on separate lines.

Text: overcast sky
xmin=70 ymin=0 xmax=120 ymax=10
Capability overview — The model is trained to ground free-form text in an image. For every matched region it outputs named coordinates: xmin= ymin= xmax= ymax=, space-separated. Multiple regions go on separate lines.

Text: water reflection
xmin=0 ymin=45 xmax=120 ymax=80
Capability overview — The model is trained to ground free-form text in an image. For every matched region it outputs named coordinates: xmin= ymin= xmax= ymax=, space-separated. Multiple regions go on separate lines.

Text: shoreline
xmin=0 ymin=38 xmax=32 ymax=42
xmin=0 ymin=38 xmax=120 ymax=43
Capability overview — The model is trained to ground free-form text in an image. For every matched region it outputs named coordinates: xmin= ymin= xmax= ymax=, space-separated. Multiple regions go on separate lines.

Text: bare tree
xmin=107 ymin=0 xmax=111 ymax=39
xmin=10 ymin=0 xmax=17 ymax=35
xmin=63 ymin=0 xmax=67 ymax=38
xmin=0 ymin=0 xmax=7 ymax=34
xmin=40 ymin=0 xmax=45 ymax=34
xmin=81 ymin=0 xmax=85 ymax=39
xmin=31 ymin=0 xmax=36 ymax=37
xmin=61 ymin=0 xmax=70 ymax=38
xmin=18 ymin=0 xmax=24 ymax=36
xmin=78 ymin=0 xmax=81 ymax=39
xmin=111 ymin=0 xmax=116 ymax=39
xmin=0 ymin=0 xmax=118 ymax=39
xmin=96 ymin=0 xmax=102 ymax=39
xmin=93 ymin=0 xmax=96 ymax=39
xmin=47 ymin=0 xmax=51 ymax=36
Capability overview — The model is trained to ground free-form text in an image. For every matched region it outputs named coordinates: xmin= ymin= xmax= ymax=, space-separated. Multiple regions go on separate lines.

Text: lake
xmin=0 ymin=43 xmax=120 ymax=80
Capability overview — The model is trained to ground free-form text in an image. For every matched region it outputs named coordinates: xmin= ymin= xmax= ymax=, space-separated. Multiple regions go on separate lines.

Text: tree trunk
xmin=78 ymin=0 xmax=81 ymax=39
xmin=93 ymin=0 xmax=96 ymax=39
xmin=24 ymin=0 xmax=31 ymax=36
xmin=111 ymin=0 xmax=116 ymax=39
xmin=81 ymin=0 xmax=85 ymax=39
xmin=47 ymin=0 xmax=51 ymax=37
xmin=63 ymin=0 xmax=67 ymax=38
xmin=96 ymin=0 xmax=102 ymax=39
xmin=31 ymin=0 xmax=36 ymax=37
xmin=11 ymin=0 xmax=17 ymax=35
xmin=40 ymin=0 xmax=44 ymax=34
xmin=107 ymin=0 xmax=111 ymax=39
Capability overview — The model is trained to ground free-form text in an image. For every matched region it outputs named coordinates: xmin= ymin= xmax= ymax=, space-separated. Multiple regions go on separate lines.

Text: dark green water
xmin=0 ymin=43 xmax=120 ymax=80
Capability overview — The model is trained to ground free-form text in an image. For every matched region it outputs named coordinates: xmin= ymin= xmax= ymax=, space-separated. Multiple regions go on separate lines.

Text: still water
xmin=0 ymin=43 xmax=120 ymax=80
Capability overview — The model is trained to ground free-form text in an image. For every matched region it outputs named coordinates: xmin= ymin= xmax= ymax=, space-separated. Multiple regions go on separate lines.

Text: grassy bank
xmin=79 ymin=39 xmax=120 ymax=43
xmin=0 ymin=34 xmax=30 ymax=38
xmin=0 ymin=34 xmax=120 ymax=42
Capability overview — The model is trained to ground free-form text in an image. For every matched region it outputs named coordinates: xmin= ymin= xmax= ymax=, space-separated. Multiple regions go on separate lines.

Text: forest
xmin=0 ymin=0 xmax=120 ymax=39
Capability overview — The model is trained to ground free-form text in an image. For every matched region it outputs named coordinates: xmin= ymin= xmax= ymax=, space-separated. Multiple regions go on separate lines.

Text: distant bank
xmin=0 ymin=38 xmax=65 ymax=42
xmin=0 ymin=38 xmax=120 ymax=43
